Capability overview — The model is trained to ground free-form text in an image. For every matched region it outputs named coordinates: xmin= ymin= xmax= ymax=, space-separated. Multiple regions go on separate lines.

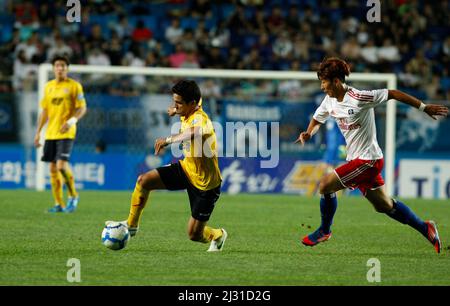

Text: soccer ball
xmin=101 ymin=222 xmax=130 ymax=250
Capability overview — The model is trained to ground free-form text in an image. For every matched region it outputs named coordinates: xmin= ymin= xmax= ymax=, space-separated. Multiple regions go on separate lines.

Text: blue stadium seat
xmin=243 ymin=34 xmax=259 ymax=51
xmin=0 ymin=24 xmax=12 ymax=43
xmin=0 ymin=14 xmax=14 ymax=25
xmin=204 ymin=17 xmax=217 ymax=31
xmin=427 ymin=26 xmax=448 ymax=40
xmin=180 ymin=17 xmax=198 ymax=30
xmin=89 ymin=14 xmax=118 ymax=28
xmin=440 ymin=77 xmax=450 ymax=91
xmin=219 ymin=3 xmax=235 ymax=20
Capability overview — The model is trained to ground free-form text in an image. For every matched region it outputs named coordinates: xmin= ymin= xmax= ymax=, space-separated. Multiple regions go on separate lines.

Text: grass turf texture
xmin=1 ymin=189 xmax=449 ymax=285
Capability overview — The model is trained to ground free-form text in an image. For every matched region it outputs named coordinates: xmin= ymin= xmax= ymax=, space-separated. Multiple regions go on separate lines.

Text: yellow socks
xmin=127 ymin=182 xmax=150 ymax=228
xmin=50 ymin=171 xmax=64 ymax=206
xmin=200 ymin=226 xmax=223 ymax=243
xmin=60 ymin=167 xmax=77 ymax=198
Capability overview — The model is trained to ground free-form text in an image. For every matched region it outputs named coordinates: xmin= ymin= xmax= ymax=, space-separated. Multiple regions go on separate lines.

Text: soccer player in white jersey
xmin=296 ymin=57 xmax=448 ymax=253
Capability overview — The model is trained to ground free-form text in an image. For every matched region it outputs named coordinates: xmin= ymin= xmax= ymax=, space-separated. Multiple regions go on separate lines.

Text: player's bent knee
xmin=319 ymin=181 xmax=332 ymax=195
xmin=373 ymin=200 xmax=393 ymax=213
xmin=374 ymin=205 xmax=388 ymax=213
xmin=139 ymin=171 xmax=159 ymax=191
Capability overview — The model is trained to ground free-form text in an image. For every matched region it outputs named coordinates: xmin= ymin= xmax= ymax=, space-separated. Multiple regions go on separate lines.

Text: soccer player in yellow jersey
xmin=34 ymin=56 xmax=87 ymax=213
xmin=106 ymin=80 xmax=227 ymax=252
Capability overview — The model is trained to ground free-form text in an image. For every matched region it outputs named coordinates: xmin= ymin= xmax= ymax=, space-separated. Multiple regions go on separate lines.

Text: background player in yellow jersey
xmin=106 ymin=80 xmax=227 ymax=252
xmin=34 ymin=56 xmax=87 ymax=213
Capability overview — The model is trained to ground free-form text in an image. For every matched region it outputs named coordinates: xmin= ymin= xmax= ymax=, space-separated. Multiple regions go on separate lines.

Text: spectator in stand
xmin=15 ymin=31 xmax=41 ymax=62
xmin=254 ymin=32 xmax=273 ymax=65
xmin=14 ymin=0 xmax=38 ymax=28
xmin=113 ymin=14 xmax=134 ymax=40
xmin=180 ymin=50 xmax=200 ymax=69
xmin=226 ymin=47 xmax=241 ymax=70
xmin=87 ymin=23 xmax=107 ymax=50
xmin=86 ymin=47 xmax=111 ymax=83
xmin=286 ymin=5 xmax=300 ymax=32
xmin=190 ymin=0 xmax=212 ymax=19
xmin=37 ymin=2 xmax=55 ymax=28
xmin=165 ymin=18 xmax=184 ymax=46
xmin=124 ymin=47 xmax=146 ymax=89
xmin=272 ymin=31 xmax=293 ymax=60
xmin=378 ymin=38 xmax=400 ymax=64
xmin=267 ymin=5 xmax=285 ymax=35
xmin=168 ymin=43 xmax=187 ymax=68
xmin=13 ymin=50 xmax=29 ymax=90
xmin=132 ymin=20 xmax=153 ymax=43
xmin=292 ymin=33 xmax=311 ymax=63
xmin=145 ymin=51 xmax=160 ymax=67
xmin=106 ymin=31 xmax=125 ymax=66
xmin=181 ymin=29 xmax=198 ymax=52
xmin=239 ymin=47 xmax=261 ymax=70
xmin=226 ymin=4 xmax=251 ymax=37
xmin=209 ymin=21 xmax=231 ymax=49
xmin=340 ymin=35 xmax=361 ymax=61
xmin=248 ymin=6 xmax=268 ymax=34
xmin=3 ymin=0 xmax=449 ymax=99
xmin=46 ymin=36 xmax=73 ymax=62
xmin=406 ymin=50 xmax=433 ymax=83
xmin=203 ymin=46 xmax=225 ymax=69
xmin=360 ymin=39 xmax=379 ymax=66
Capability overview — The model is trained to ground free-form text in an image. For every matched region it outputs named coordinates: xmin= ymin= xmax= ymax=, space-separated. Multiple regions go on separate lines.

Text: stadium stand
xmin=0 ymin=0 xmax=448 ymax=101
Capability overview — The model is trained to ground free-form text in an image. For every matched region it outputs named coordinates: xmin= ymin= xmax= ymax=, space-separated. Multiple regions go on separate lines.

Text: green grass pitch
xmin=1 ymin=189 xmax=449 ymax=285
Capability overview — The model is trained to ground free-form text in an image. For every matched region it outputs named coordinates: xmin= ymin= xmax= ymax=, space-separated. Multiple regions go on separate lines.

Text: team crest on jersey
xmin=348 ymin=109 xmax=355 ymax=115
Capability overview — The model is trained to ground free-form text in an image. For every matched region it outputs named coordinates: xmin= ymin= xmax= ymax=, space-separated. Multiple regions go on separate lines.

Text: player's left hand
xmin=424 ymin=104 xmax=449 ymax=120
xmin=167 ymin=106 xmax=177 ymax=117
xmin=60 ymin=123 xmax=70 ymax=133
xmin=294 ymin=132 xmax=310 ymax=145
xmin=154 ymin=138 xmax=168 ymax=155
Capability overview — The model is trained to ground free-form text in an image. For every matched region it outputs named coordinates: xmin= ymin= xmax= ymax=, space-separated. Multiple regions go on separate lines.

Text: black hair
xmin=171 ymin=80 xmax=201 ymax=104
xmin=51 ymin=55 xmax=70 ymax=66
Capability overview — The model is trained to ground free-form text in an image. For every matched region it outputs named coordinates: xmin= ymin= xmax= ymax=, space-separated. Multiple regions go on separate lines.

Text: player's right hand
xmin=294 ymin=132 xmax=310 ymax=145
xmin=154 ymin=138 xmax=168 ymax=155
xmin=34 ymin=134 xmax=41 ymax=148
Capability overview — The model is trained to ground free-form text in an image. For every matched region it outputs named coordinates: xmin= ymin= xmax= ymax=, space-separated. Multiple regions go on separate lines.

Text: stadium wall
xmin=1 ymin=145 xmax=450 ymax=199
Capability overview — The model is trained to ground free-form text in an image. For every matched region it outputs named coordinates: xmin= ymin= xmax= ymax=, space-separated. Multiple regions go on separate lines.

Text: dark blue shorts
xmin=41 ymin=139 xmax=74 ymax=162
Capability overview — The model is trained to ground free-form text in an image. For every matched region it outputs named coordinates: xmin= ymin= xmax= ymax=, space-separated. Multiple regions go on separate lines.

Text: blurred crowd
xmin=0 ymin=0 xmax=449 ymax=102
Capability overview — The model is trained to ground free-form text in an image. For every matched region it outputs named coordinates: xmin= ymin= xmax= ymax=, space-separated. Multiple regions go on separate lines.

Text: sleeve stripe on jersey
xmin=348 ymin=89 xmax=374 ymax=99
xmin=348 ymin=92 xmax=373 ymax=102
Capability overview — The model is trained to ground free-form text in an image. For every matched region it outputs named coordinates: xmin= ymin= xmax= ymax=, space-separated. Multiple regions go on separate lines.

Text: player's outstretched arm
xmin=388 ymin=90 xmax=449 ymax=120
xmin=154 ymin=126 xmax=202 ymax=155
xmin=294 ymin=118 xmax=322 ymax=145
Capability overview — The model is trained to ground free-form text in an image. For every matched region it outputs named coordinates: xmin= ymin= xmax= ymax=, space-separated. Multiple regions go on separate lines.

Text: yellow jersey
xmin=40 ymin=78 xmax=86 ymax=140
xmin=179 ymin=107 xmax=222 ymax=191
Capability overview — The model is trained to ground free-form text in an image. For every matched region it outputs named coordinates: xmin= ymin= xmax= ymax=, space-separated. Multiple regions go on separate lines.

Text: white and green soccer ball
xmin=101 ymin=222 xmax=130 ymax=250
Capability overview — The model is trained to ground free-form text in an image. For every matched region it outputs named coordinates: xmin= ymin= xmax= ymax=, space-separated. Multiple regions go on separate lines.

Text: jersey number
xmin=51 ymin=98 xmax=64 ymax=105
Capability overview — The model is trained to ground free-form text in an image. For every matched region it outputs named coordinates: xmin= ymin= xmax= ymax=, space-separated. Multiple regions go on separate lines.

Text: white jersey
xmin=313 ymin=86 xmax=389 ymax=161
